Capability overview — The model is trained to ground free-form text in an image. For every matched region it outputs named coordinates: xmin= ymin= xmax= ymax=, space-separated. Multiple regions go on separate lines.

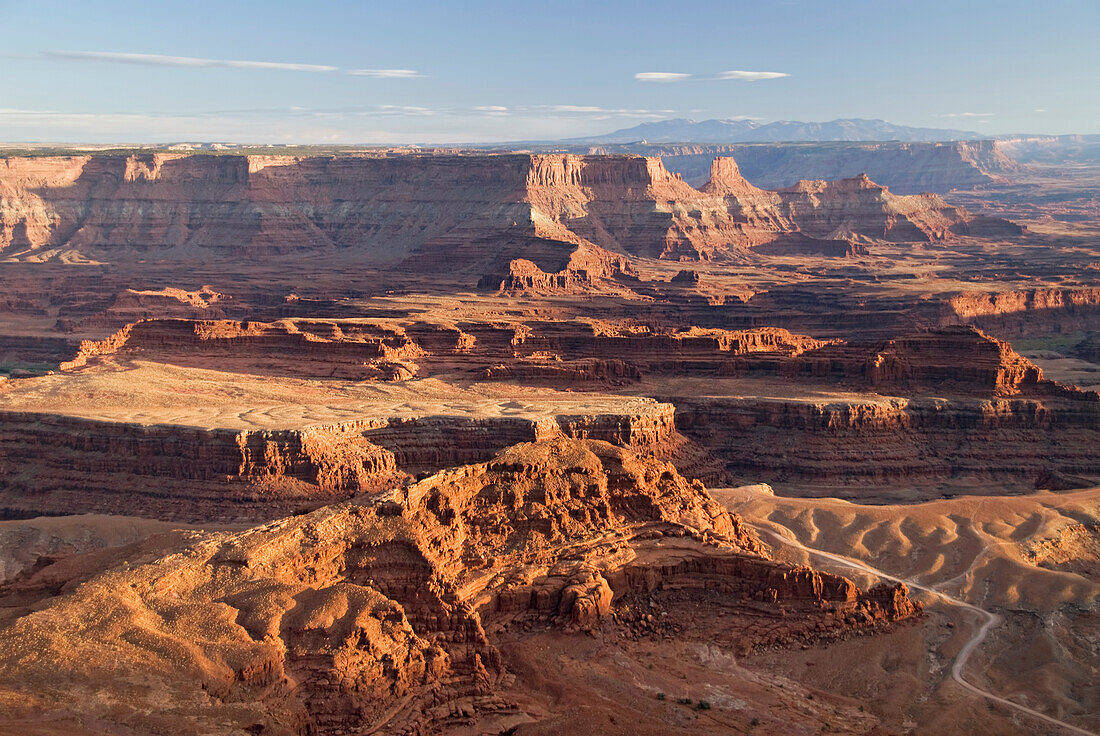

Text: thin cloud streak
xmin=45 ymin=52 xmax=426 ymax=78
xmin=636 ymin=70 xmax=789 ymax=82
xmin=717 ymin=70 xmax=789 ymax=81
xmin=635 ymin=72 xmax=692 ymax=82
xmin=347 ymin=69 xmax=424 ymax=78
xmin=932 ymin=112 xmax=993 ymax=118
xmin=45 ymin=51 xmax=339 ymax=72
xmin=0 ymin=104 xmax=680 ymax=127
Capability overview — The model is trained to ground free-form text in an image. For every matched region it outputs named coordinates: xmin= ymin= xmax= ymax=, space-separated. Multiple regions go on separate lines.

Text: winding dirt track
xmin=753 ymin=526 xmax=1097 ymax=736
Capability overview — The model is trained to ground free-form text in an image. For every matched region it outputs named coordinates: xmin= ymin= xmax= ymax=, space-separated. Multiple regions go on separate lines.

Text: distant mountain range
xmin=571 ymin=118 xmax=983 ymax=144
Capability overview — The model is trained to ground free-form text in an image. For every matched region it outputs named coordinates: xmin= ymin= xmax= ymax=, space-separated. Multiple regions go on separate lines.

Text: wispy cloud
xmin=716 ymin=70 xmax=789 ymax=81
xmin=529 ymin=105 xmax=675 ymax=119
xmin=932 ymin=112 xmax=993 ymax=118
xmin=45 ymin=51 xmax=426 ymax=78
xmin=473 ymin=106 xmax=510 ymax=117
xmin=45 ymin=51 xmax=338 ymax=72
xmin=376 ymin=104 xmax=435 ymax=116
xmin=635 ymin=72 xmax=692 ymax=83
xmin=636 ymin=70 xmax=789 ymax=83
xmin=347 ymin=69 xmax=424 ymax=78
xmin=1034 ymin=108 xmax=1047 ymax=113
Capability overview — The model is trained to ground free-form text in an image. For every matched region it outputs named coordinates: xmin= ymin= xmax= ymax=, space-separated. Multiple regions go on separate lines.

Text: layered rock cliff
xmin=58 ymin=315 xmax=828 ymax=382
xmin=0 ymin=153 xmax=1022 ymax=276
xmin=60 ymin=318 xmax=425 ymax=379
xmin=671 ymin=392 xmax=1100 ymax=496
xmin=941 ymin=287 xmax=1100 ymax=338
xmin=0 ymin=405 xmax=684 ymax=521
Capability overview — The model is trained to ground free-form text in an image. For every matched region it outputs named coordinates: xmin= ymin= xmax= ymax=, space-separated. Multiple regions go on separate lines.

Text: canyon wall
xmin=671 ymin=394 xmax=1100 ymax=495
xmin=0 ymin=153 xmax=1020 ymax=275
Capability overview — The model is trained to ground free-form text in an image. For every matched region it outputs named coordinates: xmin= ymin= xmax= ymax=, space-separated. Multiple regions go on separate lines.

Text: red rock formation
xmin=0 ymin=439 xmax=919 ymax=734
xmin=56 ymin=285 xmax=230 ymax=331
xmin=650 ymin=327 xmax=1100 ymax=494
xmin=777 ymin=174 xmax=1024 ymax=242
xmin=862 ymin=326 xmax=1044 ymax=394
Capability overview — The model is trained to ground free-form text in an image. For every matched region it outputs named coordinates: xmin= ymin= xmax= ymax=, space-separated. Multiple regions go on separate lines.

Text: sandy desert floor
xmin=716 ymin=485 xmax=1099 ymax=734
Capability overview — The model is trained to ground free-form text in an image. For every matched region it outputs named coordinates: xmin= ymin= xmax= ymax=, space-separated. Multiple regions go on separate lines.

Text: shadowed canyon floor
xmin=0 ymin=148 xmax=1096 ymax=734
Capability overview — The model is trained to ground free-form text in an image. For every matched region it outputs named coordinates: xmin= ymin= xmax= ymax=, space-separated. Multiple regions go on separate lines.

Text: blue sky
xmin=1 ymin=0 xmax=1097 ymax=143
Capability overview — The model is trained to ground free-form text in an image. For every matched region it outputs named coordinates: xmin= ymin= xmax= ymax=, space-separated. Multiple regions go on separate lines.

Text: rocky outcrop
xmin=476 ymin=242 xmax=632 ymax=293
xmin=61 ymin=318 xmax=423 ymax=379
xmin=649 ymin=327 xmax=1100 ymax=495
xmin=57 ymin=316 xmax=1059 ymax=398
xmin=57 ymin=316 xmax=828 ymax=381
xmin=0 ymin=412 xmax=402 ymax=520
xmin=55 ymin=285 xmax=230 ymax=331
xmin=668 ymin=389 xmax=1100 ymax=496
xmin=0 ymin=439 xmax=919 ymax=735
xmin=789 ymin=325 xmax=1052 ymax=395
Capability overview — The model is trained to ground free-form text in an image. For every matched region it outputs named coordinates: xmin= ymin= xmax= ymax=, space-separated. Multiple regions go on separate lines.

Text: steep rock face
xmin=776 ymin=174 xmax=1024 ymax=242
xmin=0 ymin=154 xmax=626 ymax=290
xmin=0 ymin=153 xmax=737 ymax=265
xmin=0 ymin=412 xmax=402 ymax=520
xmin=0 ymin=439 xmax=918 ymax=735
xmin=699 ymin=157 xmax=796 ymax=237
xmin=862 ymin=326 xmax=1044 ymax=394
xmin=0 ymin=154 xmax=526 ymax=262
xmin=521 ymin=154 xmax=775 ymax=260
xmin=941 ymin=287 xmax=1100 ymax=338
